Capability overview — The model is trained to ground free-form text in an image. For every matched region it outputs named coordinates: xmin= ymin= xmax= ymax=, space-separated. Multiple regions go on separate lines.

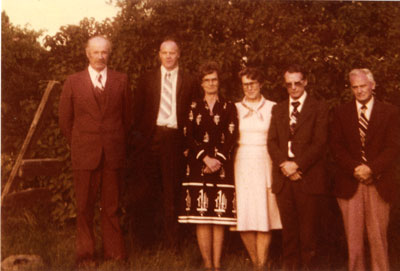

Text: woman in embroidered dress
xmin=178 ymin=61 xmax=238 ymax=271
xmin=234 ymin=67 xmax=282 ymax=270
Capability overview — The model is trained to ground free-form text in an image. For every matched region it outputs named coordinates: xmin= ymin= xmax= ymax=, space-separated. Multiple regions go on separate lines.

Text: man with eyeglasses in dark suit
xmin=268 ymin=64 xmax=329 ymax=271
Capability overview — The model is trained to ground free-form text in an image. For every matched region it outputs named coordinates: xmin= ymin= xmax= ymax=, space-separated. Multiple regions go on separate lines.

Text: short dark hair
xmin=198 ymin=61 xmax=220 ymax=80
xmin=238 ymin=67 xmax=264 ymax=84
xmin=284 ymin=64 xmax=306 ymax=80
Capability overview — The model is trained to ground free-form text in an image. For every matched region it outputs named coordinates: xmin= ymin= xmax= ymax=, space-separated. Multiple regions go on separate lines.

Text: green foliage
xmin=3 ymin=1 xmax=400 ymax=225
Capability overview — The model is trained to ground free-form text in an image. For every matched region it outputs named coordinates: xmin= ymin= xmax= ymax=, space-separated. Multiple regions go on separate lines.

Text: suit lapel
xmin=294 ymin=95 xmax=313 ymax=131
xmin=348 ymin=100 xmax=363 ymax=148
xmin=278 ymin=100 xmax=290 ymax=143
xmin=176 ymin=69 xmax=184 ymax=119
xmin=152 ymin=69 xmax=162 ymax=121
xmin=366 ymin=99 xmax=383 ymax=144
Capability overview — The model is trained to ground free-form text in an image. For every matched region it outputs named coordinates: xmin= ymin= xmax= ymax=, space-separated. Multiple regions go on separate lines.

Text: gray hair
xmin=86 ymin=35 xmax=112 ymax=53
xmin=349 ymin=68 xmax=375 ymax=84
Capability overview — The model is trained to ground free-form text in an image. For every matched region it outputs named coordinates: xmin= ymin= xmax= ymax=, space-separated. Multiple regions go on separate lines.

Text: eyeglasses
xmin=242 ymin=81 xmax=259 ymax=89
xmin=202 ymin=78 xmax=218 ymax=84
xmin=284 ymin=81 xmax=304 ymax=89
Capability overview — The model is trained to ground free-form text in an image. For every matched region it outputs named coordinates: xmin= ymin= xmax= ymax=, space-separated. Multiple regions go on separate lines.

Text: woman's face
xmin=201 ymin=71 xmax=219 ymax=95
xmin=241 ymin=75 xmax=261 ymax=101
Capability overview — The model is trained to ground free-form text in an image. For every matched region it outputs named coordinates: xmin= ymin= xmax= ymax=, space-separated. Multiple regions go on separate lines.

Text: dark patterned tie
xmin=290 ymin=101 xmax=300 ymax=136
xmin=359 ymin=105 xmax=368 ymax=162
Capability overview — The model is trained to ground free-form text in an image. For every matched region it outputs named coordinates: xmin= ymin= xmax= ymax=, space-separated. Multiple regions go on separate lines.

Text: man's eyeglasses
xmin=285 ymin=81 xmax=304 ymax=89
xmin=242 ymin=81 xmax=259 ymax=89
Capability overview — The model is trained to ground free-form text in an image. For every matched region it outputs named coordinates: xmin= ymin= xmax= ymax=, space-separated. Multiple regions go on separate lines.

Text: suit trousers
xmin=337 ymin=183 xmax=390 ymax=271
xmin=73 ymin=158 xmax=126 ymax=263
xmin=276 ymin=180 xmax=321 ymax=271
xmin=143 ymin=126 xmax=183 ymax=247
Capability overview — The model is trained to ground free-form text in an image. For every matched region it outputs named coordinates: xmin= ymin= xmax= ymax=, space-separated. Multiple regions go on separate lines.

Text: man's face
xmin=159 ymin=41 xmax=180 ymax=71
xmin=86 ymin=37 xmax=110 ymax=72
xmin=284 ymin=71 xmax=307 ymax=100
xmin=201 ymin=71 xmax=219 ymax=95
xmin=350 ymin=73 xmax=375 ymax=104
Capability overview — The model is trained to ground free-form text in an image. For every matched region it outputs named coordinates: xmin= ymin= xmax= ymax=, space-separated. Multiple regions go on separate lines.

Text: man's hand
xmin=289 ymin=172 xmax=302 ymax=181
xmin=203 ymin=155 xmax=222 ymax=173
xmin=354 ymin=164 xmax=373 ymax=183
xmin=280 ymin=161 xmax=299 ymax=177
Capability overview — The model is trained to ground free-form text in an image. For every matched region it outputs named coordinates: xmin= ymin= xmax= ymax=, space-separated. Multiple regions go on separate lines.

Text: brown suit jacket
xmin=268 ymin=95 xmax=329 ymax=195
xmin=131 ymin=67 xmax=198 ymax=153
xmin=330 ymin=99 xmax=400 ymax=203
xmin=59 ymin=68 xmax=132 ymax=170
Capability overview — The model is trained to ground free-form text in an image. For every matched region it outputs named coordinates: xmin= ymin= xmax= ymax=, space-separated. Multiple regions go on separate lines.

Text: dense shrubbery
xmin=2 ymin=0 xmax=400 ymax=225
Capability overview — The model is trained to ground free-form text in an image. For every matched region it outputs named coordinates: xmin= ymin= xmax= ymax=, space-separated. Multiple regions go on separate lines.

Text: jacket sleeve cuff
xmin=216 ymin=152 xmax=227 ymax=162
xmin=196 ymin=149 xmax=206 ymax=160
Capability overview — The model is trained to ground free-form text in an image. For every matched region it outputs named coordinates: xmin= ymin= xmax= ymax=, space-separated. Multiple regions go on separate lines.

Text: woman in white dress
xmin=234 ymin=67 xmax=282 ymax=270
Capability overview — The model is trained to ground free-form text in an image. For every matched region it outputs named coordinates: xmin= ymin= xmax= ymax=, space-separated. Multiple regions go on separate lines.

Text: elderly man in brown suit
xmin=268 ymin=64 xmax=329 ymax=271
xmin=59 ymin=36 xmax=131 ymax=268
xmin=330 ymin=68 xmax=400 ymax=271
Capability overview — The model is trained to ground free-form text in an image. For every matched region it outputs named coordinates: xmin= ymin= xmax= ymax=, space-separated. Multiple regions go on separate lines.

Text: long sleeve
xmin=58 ymin=76 xmax=74 ymax=145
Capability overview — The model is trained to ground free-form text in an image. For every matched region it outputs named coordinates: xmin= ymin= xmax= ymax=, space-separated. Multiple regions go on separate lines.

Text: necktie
xmin=96 ymin=74 xmax=104 ymax=91
xmin=290 ymin=101 xmax=300 ymax=136
xmin=160 ymin=72 xmax=173 ymax=118
xmin=359 ymin=105 xmax=368 ymax=162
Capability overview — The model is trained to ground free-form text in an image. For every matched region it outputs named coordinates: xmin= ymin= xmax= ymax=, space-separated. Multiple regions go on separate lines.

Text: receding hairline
xmin=159 ymin=40 xmax=180 ymax=52
xmin=86 ymin=36 xmax=112 ymax=52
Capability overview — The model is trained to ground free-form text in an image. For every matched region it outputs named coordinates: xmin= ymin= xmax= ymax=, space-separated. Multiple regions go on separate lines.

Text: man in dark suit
xmin=330 ymin=68 xmax=400 ymax=271
xmin=267 ymin=65 xmax=329 ymax=270
xmin=131 ymin=38 xmax=198 ymax=247
xmin=59 ymin=36 xmax=131 ymax=268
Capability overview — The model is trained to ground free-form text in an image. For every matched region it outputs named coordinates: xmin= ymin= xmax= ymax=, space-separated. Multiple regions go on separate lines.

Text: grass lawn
xmin=2 ymin=196 xmax=400 ymax=270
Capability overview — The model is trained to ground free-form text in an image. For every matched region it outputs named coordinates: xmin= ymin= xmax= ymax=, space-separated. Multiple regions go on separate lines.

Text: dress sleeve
xmin=216 ymin=102 xmax=238 ymax=163
xmin=183 ymin=101 xmax=207 ymax=161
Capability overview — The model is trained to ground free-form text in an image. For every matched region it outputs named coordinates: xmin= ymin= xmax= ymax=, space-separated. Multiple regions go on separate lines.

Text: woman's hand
xmin=202 ymin=155 xmax=222 ymax=173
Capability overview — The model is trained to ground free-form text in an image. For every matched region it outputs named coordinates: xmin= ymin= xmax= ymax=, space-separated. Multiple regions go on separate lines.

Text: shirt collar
xmin=289 ymin=91 xmax=307 ymax=111
xmin=356 ymin=96 xmax=374 ymax=112
xmin=88 ymin=65 xmax=107 ymax=78
xmin=161 ymin=65 xmax=179 ymax=77
xmin=243 ymin=95 xmax=265 ymax=110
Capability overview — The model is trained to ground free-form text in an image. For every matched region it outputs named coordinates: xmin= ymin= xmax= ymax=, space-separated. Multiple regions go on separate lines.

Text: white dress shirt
xmin=356 ymin=96 xmax=374 ymax=121
xmin=88 ymin=65 xmax=107 ymax=89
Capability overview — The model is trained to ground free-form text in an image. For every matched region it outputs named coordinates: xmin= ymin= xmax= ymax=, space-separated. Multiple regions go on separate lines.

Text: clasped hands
xmin=354 ymin=164 xmax=373 ymax=184
xmin=203 ymin=155 xmax=222 ymax=174
xmin=280 ymin=161 xmax=302 ymax=181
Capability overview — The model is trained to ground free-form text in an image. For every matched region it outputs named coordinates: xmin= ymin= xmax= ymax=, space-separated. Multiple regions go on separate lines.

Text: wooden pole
xmin=1 ymin=80 xmax=59 ymax=204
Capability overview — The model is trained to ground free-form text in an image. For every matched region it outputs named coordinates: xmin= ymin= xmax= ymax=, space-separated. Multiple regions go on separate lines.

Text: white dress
xmin=234 ymin=97 xmax=282 ymax=231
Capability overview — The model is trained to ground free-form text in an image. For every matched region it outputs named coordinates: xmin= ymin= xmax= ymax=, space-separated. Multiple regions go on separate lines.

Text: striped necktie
xmin=160 ymin=72 xmax=173 ymax=118
xmin=359 ymin=105 xmax=368 ymax=162
xmin=290 ymin=101 xmax=300 ymax=137
xmin=97 ymin=73 xmax=104 ymax=91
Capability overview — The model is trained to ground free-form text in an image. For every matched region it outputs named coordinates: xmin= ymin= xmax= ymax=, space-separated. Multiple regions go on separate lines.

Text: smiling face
xmin=86 ymin=37 xmax=111 ymax=72
xmin=241 ymin=75 xmax=262 ymax=102
xmin=159 ymin=40 xmax=180 ymax=71
xmin=284 ymin=71 xmax=307 ymax=100
xmin=201 ymin=71 xmax=219 ymax=95
xmin=350 ymin=72 xmax=375 ymax=104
